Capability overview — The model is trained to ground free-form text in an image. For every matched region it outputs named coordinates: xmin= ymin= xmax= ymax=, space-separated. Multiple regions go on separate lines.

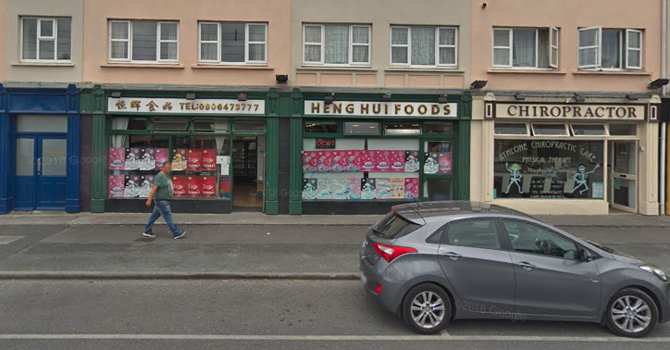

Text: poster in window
xmin=302 ymin=178 xmax=318 ymax=200
xmin=139 ymin=149 xmax=156 ymax=171
xmin=438 ymin=152 xmax=453 ymax=174
xmin=124 ymin=148 xmax=141 ymax=170
xmin=361 ymin=178 xmax=376 ymax=199
xmin=219 ymin=175 xmax=231 ymax=198
xmin=109 ymin=175 xmax=125 ymax=197
xmin=592 ymin=182 xmax=604 ymax=199
xmin=334 ymin=151 xmax=349 ymax=173
xmin=377 ymin=151 xmax=392 ymax=171
xmin=186 ymin=176 xmax=202 ymax=197
xmin=154 ymin=148 xmax=169 ymax=170
xmin=123 ymin=175 xmax=141 ymax=197
xmin=405 ymin=178 xmax=420 ymax=199
xmin=109 ymin=148 xmax=125 ymax=170
xmin=317 ymin=178 xmax=332 ymax=199
xmin=346 ymin=178 xmax=362 ymax=199
xmin=331 ymin=178 xmax=348 ymax=199
xmin=404 ymin=151 xmax=420 ymax=172
xmin=345 ymin=151 xmax=363 ymax=172
xmin=390 ymin=178 xmax=405 ymax=199
xmin=172 ymin=176 xmax=187 ymax=197
xmin=201 ymin=176 xmax=217 ymax=198
xmin=361 ymin=151 xmax=377 ymax=172
xmin=202 ymin=149 xmax=217 ymax=171
xmin=376 ymin=178 xmax=391 ymax=199
xmin=187 ymin=149 xmax=203 ymax=172
xmin=424 ymin=152 xmax=439 ymax=174
xmin=313 ymin=151 xmax=331 ymax=173
xmin=139 ymin=175 xmax=155 ymax=198
xmin=303 ymin=151 xmax=318 ymax=173
xmin=172 ymin=149 xmax=188 ymax=171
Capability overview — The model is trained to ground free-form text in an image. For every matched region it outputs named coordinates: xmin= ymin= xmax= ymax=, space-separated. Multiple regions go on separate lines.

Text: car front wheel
xmin=402 ymin=283 xmax=452 ymax=334
xmin=606 ymin=288 xmax=659 ymax=338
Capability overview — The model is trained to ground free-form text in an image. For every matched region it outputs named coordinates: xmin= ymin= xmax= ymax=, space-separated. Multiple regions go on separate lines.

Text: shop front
xmin=81 ymin=86 xmax=284 ymax=214
xmin=292 ymin=93 xmax=472 ymax=215
xmin=0 ymin=85 xmax=81 ymax=214
xmin=472 ymin=97 xmax=661 ymax=215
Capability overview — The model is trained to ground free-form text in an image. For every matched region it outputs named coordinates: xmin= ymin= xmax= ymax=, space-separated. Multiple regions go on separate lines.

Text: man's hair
xmin=163 ymin=161 xmax=171 ymax=167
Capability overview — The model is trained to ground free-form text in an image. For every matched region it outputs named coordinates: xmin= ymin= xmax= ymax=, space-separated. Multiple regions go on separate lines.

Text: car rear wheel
xmin=402 ymin=284 xmax=452 ymax=334
xmin=606 ymin=288 xmax=658 ymax=338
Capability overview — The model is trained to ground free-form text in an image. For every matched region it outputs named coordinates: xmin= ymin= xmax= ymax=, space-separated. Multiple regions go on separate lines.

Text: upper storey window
xmin=578 ymin=27 xmax=642 ymax=70
xmin=199 ymin=22 xmax=267 ymax=64
xmin=21 ymin=17 xmax=72 ymax=62
xmin=303 ymin=24 xmax=371 ymax=66
xmin=391 ymin=26 xmax=458 ymax=68
xmin=492 ymin=27 xmax=559 ymax=69
xmin=109 ymin=20 xmax=179 ymax=63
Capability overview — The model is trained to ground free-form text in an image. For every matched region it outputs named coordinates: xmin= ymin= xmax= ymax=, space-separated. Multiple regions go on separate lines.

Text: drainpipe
xmin=662 ymin=0 xmax=668 ymax=215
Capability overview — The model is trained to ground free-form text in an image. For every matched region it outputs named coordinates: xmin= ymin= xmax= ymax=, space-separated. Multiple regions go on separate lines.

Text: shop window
xmin=16 ymin=115 xmax=67 ymax=132
xmin=390 ymin=26 xmax=458 ymax=67
xmin=234 ymin=121 xmax=265 ymax=132
xmin=493 ymin=139 xmax=604 ymax=199
xmin=570 ymin=124 xmax=608 ymax=136
xmin=385 ymin=122 xmax=420 ymax=135
xmin=21 ymin=17 xmax=71 ymax=62
xmin=303 ymin=24 xmax=371 ymax=66
xmin=531 ymin=124 xmax=568 ymax=136
xmin=424 ymin=121 xmax=453 ymax=135
xmin=199 ymin=22 xmax=267 ymax=64
xmin=305 ymin=122 xmax=339 ymax=134
xmin=109 ymin=20 xmax=179 ymax=62
xmin=425 ymin=179 xmax=452 ymax=201
xmin=493 ymin=27 xmax=559 ymax=69
xmin=193 ymin=119 xmax=230 ymax=133
xmin=344 ymin=122 xmax=380 ymax=135
xmin=494 ymin=123 xmax=529 ymax=136
xmin=150 ymin=118 xmax=190 ymax=132
xmin=578 ymin=27 xmax=642 ymax=70
xmin=609 ymin=124 xmax=637 ymax=136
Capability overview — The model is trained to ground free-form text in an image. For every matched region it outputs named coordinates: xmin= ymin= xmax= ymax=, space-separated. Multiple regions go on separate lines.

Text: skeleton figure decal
xmin=504 ymin=162 xmax=523 ymax=194
xmin=572 ymin=164 xmax=600 ymax=195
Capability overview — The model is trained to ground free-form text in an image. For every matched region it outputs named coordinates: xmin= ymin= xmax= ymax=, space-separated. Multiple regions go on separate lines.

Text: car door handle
xmin=442 ymin=252 xmax=462 ymax=260
xmin=516 ymin=261 xmax=536 ymax=270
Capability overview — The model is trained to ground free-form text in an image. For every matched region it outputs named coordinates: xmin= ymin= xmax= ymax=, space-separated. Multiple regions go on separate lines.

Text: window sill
xmin=488 ymin=69 xmax=567 ymax=75
xmin=385 ymin=68 xmax=464 ymax=74
xmin=101 ymin=63 xmax=185 ymax=69
xmin=12 ymin=61 xmax=74 ymax=67
xmin=573 ymin=70 xmax=652 ymax=76
xmin=191 ymin=64 xmax=274 ymax=70
xmin=297 ymin=66 xmax=377 ymax=73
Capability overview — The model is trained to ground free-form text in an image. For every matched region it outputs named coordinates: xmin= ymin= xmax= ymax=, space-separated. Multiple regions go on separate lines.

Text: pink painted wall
xmin=82 ymin=0 xmax=290 ymax=86
xmin=471 ymin=0 xmax=663 ymax=92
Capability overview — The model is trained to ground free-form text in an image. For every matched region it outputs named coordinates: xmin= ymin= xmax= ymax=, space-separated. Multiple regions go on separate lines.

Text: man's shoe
xmin=143 ymin=232 xmax=157 ymax=238
xmin=174 ymin=231 xmax=187 ymax=239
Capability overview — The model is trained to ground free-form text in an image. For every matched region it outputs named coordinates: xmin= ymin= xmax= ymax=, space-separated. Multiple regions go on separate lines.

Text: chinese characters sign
xmin=108 ymin=97 xmax=266 ymax=115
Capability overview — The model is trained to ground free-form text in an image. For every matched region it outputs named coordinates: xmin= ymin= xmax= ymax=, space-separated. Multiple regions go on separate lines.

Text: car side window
xmin=445 ymin=219 xmax=501 ymax=250
xmin=503 ymin=220 xmax=579 ymax=260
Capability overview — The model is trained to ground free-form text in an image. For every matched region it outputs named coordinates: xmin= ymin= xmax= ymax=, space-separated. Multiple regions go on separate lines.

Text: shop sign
xmin=108 ymin=97 xmax=265 ymax=115
xmin=305 ymin=101 xmax=458 ymax=117
xmin=494 ymin=102 xmax=646 ymax=121
xmin=315 ymin=138 xmax=336 ymax=149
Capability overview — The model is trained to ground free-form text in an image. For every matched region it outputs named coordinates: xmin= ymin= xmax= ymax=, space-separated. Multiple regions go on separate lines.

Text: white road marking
xmin=0 ymin=334 xmax=668 ymax=342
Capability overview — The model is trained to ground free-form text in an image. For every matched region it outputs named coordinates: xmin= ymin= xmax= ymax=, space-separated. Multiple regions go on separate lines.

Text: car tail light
xmin=375 ymin=284 xmax=382 ymax=295
xmin=373 ymin=243 xmax=418 ymax=263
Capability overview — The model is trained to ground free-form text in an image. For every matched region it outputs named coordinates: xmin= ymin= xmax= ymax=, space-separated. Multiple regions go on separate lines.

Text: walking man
xmin=143 ymin=161 xmax=186 ymax=239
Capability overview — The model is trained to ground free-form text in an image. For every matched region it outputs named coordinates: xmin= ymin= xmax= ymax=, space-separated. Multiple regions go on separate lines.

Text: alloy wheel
xmin=610 ymin=295 xmax=652 ymax=334
xmin=410 ymin=291 xmax=446 ymax=329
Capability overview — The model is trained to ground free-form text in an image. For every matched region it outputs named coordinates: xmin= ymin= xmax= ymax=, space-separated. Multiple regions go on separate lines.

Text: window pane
xmin=248 ymin=43 xmax=265 ymax=61
xmin=352 ymin=27 xmax=369 ymax=44
xmin=411 ymin=27 xmax=435 ymax=65
xmin=304 ymin=122 xmax=339 ymax=134
xmin=57 ymin=19 xmax=71 ymax=60
xmin=628 ymin=31 xmax=641 ymax=48
xmin=426 ymin=178 xmax=452 ymax=201
xmin=579 ymin=28 xmax=598 ymax=47
xmin=439 ymin=47 xmax=456 ymax=65
xmin=627 ymin=50 xmax=641 ymax=68
xmin=391 ymin=27 xmax=408 ymax=45
xmin=160 ymin=42 xmax=178 ymax=60
xmin=447 ymin=220 xmax=500 ymax=250
xmin=39 ymin=40 xmax=55 ymax=60
xmin=439 ymin=28 xmax=456 ymax=46
xmin=579 ymin=48 xmax=598 ymax=67
xmin=41 ymin=139 xmax=67 ymax=176
xmin=304 ymin=45 xmax=321 ymax=62
xmin=221 ymin=23 xmax=245 ymax=62
xmin=16 ymin=139 xmax=35 ymax=176
xmin=352 ymin=46 xmax=369 ymax=63
xmin=150 ymin=118 xmax=189 ymax=131
xmin=532 ymin=124 xmax=567 ymax=135
xmin=248 ymin=24 xmax=265 ymax=42
xmin=22 ymin=19 xmax=38 ymax=60
xmin=602 ymin=30 xmax=621 ymax=69
xmin=17 ymin=115 xmax=68 ymax=132
xmin=494 ymin=123 xmax=527 ymax=135
xmin=373 ymin=213 xmax=421 ymax=239
xmin=572 ymin=124 xmax=607 ymax=136
xmin=111 ymin=22 xmax=129 ymax=40
xmin=304 ymin=26 xmax=321 ymax=43
xmin=40 ymin=19 xmax=54 ymax=37
xmin=235 ymin=122 xmax=264 ymax=131
xmin=513 ymin=29 xmax=536 ymax=67
xmin=111 ymin=42 xmax=129 ymax=59
xmin=493 ymin=29 xmax=510 ymax=46
xmin=132 ymin=21 xmax=158 ymax=61
xmin=160 ymin=23 xmax=178 ymax=41
xmin=503 ymin=220 xmax=578 ymax=260
xmin=391 ymin=47 xmax=408 ymax=64
xmin=538 ymin=29 xmax=550 ymax=68
xmin=344 ymin=122 xmax=379 ymax=135
xmin=200 ymin=23 xmax=218 ymax=41
xmin=424 ymin=122 xmax=453 ymax=135
xmin=493 ymin=48 xmax=510 ymax=66
xmin=385 ymin=122 xmax=420 ymax=135
xmin=609 ymin=124 xmax=636 ymax=136
xmin=324 ymin=25 xmax=349 ymax=64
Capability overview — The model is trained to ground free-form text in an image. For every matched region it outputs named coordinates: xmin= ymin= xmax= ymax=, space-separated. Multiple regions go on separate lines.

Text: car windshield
xmin=372 ymin=212 xmax=422 ymax=239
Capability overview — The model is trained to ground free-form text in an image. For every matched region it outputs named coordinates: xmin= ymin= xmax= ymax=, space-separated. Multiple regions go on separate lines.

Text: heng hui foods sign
xmin=305 ymin=101 xmax=458 ymax=117
xmin=494 ymin=102 xmax=646 ymax=121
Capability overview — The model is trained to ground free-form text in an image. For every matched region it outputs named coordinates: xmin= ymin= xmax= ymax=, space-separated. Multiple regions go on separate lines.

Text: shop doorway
xmin=232 ymin=136 xmax=265 ymax=211
xmin=608 ymin=141 xmax=638 ymax=213
xmin=14 ymin=134 xmax=68 ymax=210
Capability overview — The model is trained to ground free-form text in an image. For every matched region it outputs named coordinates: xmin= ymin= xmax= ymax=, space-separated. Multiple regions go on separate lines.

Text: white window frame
xmin=569 ymin=124 xmax=609 ymax=137
xmin=549 ymin=26 xmax=559 ymax=68
xmin=579 ymin=27 xmax=643 ymax=70
xmin=198 ymin=22 xmax=267 ymax=65
xmin=20 ymin=17 xmax=71 ymax=63
xmin=494 ymin=123 xmax=531 ymax=136
xmin=492 ymin=27 xmax=557 ymax=70
xmin=108 ymin=20 xmax=179 ymax=63
xmin=578 ymin=26 xmax=601 ymax=69
xmin=492 ymin=28 xmax=513 ymax=68
xmin=530 ymin=123 xmax=570 ymax=136
xmin=389 ymin=26 xmax=458 ymax=68
xmin=625 ymin=29 xmax=643 ymax=70
xmin=302 ymin=24 xmax=372 ymax=66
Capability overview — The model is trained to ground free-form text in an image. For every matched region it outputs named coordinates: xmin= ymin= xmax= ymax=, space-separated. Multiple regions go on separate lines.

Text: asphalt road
xmin=1 ymin=280 xmax=669 ymax=350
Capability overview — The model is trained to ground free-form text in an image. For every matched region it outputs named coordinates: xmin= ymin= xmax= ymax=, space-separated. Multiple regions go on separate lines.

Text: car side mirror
xmin=581 ymin=249 xmax=594 ymax=262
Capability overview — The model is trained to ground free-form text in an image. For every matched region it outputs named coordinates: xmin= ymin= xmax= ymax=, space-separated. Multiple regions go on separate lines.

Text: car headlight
xmin=640 ymin=265 xmax=668 ymax=282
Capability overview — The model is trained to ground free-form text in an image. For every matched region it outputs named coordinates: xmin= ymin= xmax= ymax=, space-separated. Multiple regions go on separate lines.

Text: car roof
xmin=392 ymin=201 xmax=536 ymax=225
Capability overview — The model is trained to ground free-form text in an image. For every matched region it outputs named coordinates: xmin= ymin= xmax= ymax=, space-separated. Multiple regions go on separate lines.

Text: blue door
xmin=14 ymin=134 xmax=68 ymax=210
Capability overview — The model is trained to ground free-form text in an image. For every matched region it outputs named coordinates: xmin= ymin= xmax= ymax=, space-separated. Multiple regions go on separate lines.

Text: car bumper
xmin=359 ymin=253 xmax=405 ymax=314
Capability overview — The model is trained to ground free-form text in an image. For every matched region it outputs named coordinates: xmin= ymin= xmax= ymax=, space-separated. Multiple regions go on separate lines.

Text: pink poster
xmin=316 ymin=151 xmax=334 ymax=173
xmin=201 ymin=176 xmax=217 ymax=198
xmin=438 ymin=152 xmax=453 ymax=174
xmin=330 ymin=178 xmax=348 ymax=199
xmin=405 ymin=178 xmax=420 ymax=199
xmin=303 ymin=151 xmax=319 ymax=173
xmin=377 ymin=150 xmax=405 ymax=172
xmin=361 ymin=150 xmax=377 ymax=172
xmin=331 ymin=151 xmax=348 ymax=173
xmin=154 ymin=148 xmax=169 ymax=170
xmin=316 ymin=178 xmax=332 ymax=199
xmin=108 ymin=175 xmax=125 ymax=197
xmin=187 ymin=149 xmax=203 ymax=172
xmin=346 ymin=178 xmax=361 ymax=199
xmin=390 ymin=178 xmax=405 ymax=199
xmin=345 ymin=151 xmax=363 ymax=172
xmin=172 ymin=176 xmax=187 ymax=197
xmin=376 ymin=178 xmax=391 ymax=199
xmin=201 ymin=149 xmax=217 ymax=171
xmin=186 ymin=176 xmax=202 ymax=197
xmin=109 ymin=148 xmax=125 ymax=170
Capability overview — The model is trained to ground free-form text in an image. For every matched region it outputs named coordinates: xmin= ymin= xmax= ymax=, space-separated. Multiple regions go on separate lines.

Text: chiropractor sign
xmin=494 ymin=103 xmax=646 ymax=121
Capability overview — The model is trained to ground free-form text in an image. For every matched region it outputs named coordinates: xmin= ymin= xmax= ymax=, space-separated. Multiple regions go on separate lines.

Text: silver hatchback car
xmin=360 ymin=201 xmax=670 ymax=337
